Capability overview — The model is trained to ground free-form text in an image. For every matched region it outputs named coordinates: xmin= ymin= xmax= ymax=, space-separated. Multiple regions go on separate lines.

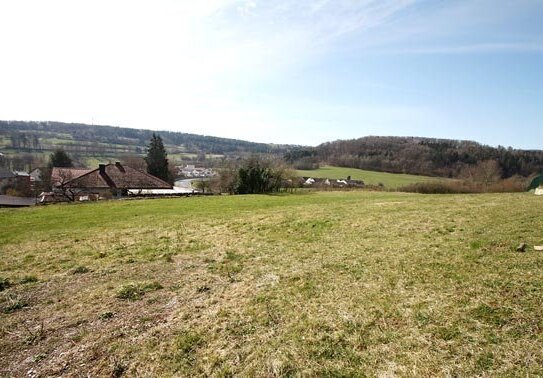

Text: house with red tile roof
xmin=50 ymin=162 xmax=172 ymax=201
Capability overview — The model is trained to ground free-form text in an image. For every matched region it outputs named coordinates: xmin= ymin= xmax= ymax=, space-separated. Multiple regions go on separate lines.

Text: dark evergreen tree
xmin=145 ymin=133 xmax=170 ymax=182
xmin=48 ymin=149 xmax=73 ymax=168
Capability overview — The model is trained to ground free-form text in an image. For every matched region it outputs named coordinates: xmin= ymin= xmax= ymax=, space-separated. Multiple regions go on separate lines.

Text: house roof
xmin=64 ymin=163 xmax=172 ymax=190
xmin=0 ymin=195 xmax=35 ymax=207
xmin=0 ymin=167 xmax=15 ymax=179
xmin=51 ymin=167 xmax=93 ymax=185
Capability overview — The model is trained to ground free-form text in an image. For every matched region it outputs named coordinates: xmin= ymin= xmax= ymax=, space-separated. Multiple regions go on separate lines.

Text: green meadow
xmin=1 ymin=192 xmax=543 ymax=376
xmin=296 ymin=165 xmax=447 ymax=188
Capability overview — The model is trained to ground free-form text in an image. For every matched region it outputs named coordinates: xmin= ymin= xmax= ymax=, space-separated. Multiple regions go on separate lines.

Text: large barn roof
xmin=51 ymin=167 xmax=93 ymax=185
xmin=63 ymin=162 xmax=172 ymax=190
xmin=0 ymin=167 xmax=15 ymax=179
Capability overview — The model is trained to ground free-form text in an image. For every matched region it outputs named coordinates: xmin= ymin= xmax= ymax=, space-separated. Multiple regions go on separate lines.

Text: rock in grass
xmin=534 ymin=246 xmax=543 ymax=251
xmin=516 ymin=243 xmax=527 ymax=252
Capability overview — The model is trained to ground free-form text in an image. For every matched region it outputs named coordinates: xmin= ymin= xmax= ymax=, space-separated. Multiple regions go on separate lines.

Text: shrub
xmin=398 ymin=177 xmax=529 ymax=194
xmin=398 ymin=182 xmax=472 ymax=194
xmin=235 ymin=157 xmax=293 ymax=194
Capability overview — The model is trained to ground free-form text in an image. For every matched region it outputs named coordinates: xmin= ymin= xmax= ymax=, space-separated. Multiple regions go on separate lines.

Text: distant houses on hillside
xmin=178 ymin=165 xmax=216 ymax=178
xmin=302 ymin=176 xmax=365 ymax=188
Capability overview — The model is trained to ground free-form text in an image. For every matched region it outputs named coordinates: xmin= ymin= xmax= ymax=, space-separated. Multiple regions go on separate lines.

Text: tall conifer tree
xmin=145 ymin=133 xmax=170 ymax=182
xmin=48 ymin=149 xmax=73 ymax=168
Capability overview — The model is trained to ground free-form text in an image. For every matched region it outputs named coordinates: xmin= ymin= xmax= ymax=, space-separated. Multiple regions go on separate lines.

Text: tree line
xmin=8 ymin=132 xmax=41 ymax=150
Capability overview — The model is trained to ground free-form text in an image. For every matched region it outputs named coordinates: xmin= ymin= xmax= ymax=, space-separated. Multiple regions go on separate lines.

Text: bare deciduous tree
xmin=122 ymin=156 xmax=147 ymax=171
xmin=460 ymin=160 xmax=503 ymax=186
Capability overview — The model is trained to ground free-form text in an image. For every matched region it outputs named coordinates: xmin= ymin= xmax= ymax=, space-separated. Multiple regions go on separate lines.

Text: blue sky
xmin=0 ymin=0 xmax=542 ymax=148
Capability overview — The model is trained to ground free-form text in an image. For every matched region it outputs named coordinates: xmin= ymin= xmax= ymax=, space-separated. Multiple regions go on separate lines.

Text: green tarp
xmin=529 ymin=174 xmax=543 ymax=190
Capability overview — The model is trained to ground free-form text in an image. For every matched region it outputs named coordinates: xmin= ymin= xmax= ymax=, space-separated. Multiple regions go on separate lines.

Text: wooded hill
xmin=285 ymin=136 xmax=543 ymax=179
xmin=0 ymin=120 xmax=291 ymax=158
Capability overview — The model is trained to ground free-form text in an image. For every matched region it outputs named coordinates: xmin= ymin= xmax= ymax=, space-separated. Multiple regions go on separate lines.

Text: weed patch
xmin=471 ymin=304 xmax=513 ymax=327
xmin=171 ymin=330 xmax=204 ymax=369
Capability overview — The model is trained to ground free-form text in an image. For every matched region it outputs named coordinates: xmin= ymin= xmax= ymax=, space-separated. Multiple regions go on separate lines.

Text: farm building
xmin=47 ymin=162 xmax=172 ymax=201
xmin=0 ymin=167 xmax=15 ymax=191
xmin=0 ymin=168 xmax=31 ymax=196
xmin=302 ymin=177 xmax=365 ymax=188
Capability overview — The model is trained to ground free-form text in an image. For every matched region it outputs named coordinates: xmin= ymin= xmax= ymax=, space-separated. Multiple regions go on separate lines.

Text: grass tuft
xmin=72 ymin=266 xmax=90 ymax=274
xmin=99 ymin=311 xmax=115 ymax=320
xmin=115 ymin=281 xmax=163 ymax=301
xmin=111 ymin=357 xmax=128 ymax=378
xmin=18 ymin=275 xmax=38 ymax=284
xmin=0 ymin=277 xmax=12 ymax=291
xmin=171 ymin=330 xmax=204 ymax=369
xmin=471 ymin=304 xmax=512 ymax=327
xmin=2 ymin=293 xmax=28 ymax=313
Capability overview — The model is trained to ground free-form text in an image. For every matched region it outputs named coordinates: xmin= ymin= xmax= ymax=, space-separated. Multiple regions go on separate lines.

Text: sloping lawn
xmin=296 ymin=165 xmax=447 ymax=188
xmin=1 ymin=192 xmax=543 ymax=376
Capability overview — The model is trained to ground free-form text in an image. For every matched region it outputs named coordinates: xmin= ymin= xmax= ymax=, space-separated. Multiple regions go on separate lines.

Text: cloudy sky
xmin=0 ymin=0 xmax=542 ymax=148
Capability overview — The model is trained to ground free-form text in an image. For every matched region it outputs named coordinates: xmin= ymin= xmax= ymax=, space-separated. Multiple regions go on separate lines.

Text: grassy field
xmin=1 ymin=192 xmax=543 ymax=376
xmin=296 ymin=165 xmax=447 ymax=188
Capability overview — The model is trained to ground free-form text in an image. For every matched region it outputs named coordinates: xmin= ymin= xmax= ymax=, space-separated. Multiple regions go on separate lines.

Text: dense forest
xmin=0 ymin=120 xmax=291 ymax=155
xmin=285 ymin=136 xmax=543 ymax=178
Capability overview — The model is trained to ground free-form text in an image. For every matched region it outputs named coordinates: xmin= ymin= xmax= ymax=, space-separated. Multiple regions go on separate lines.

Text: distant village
xmin=178 ymin=164 xmax=216 ymax=178
xmin=0 ymin=159 xmax=374 ymax=208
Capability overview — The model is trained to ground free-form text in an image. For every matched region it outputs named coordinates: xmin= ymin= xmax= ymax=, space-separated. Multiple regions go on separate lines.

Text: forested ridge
xmin=286 ymin=136 xmax=543 ymax=178
xmin=0 ymin=120 xmax=291 ymax=155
